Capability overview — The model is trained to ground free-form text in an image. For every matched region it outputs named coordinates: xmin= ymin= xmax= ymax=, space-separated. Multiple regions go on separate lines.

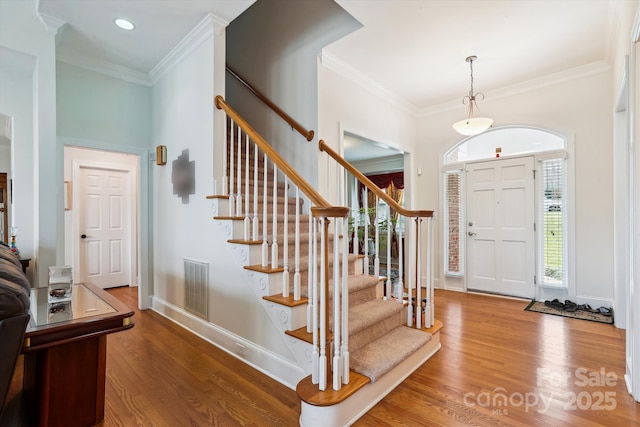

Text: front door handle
xmin=81 ymin=234 xmax=87 ymax=239
xmin=468 ymin=231 xmax=476 ymax=237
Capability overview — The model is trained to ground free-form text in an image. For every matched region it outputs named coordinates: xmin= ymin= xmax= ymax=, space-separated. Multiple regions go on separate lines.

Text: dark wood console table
xmin=22 ymin=282 xmax=134 ymax=427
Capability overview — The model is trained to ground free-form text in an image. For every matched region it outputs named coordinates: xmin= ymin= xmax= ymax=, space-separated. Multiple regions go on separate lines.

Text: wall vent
xmin=184 ymin=258 xmax=208 ymax=319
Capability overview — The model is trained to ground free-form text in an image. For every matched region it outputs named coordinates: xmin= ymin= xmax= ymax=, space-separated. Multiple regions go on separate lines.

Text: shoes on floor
xmin=544 ymin=299 xmax=613 ymax=317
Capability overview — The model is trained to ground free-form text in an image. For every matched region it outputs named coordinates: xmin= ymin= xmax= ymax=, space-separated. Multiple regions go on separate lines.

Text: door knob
xmin=81 ymin=234 xmax=87 ymax=239
xmin=468 ymin=231 xmax=476 ymax=237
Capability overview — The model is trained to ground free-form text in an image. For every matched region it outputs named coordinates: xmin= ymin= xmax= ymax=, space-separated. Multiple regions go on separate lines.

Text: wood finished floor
xmin=19 ymin=287 xmax=636 ymax=426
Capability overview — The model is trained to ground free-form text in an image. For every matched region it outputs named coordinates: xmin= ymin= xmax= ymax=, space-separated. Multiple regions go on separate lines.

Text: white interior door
xmin=78 ymin=167 xmax=131 ymax=289
xmin=466 ymin=156 xmax=535 ymax=298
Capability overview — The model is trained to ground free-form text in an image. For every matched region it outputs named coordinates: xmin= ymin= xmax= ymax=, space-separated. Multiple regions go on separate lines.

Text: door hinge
xmin=532 ymin=169 xmax=536 ymax=179
xmin=534 ymin=275 xmax=537 ymax=285
xmin=533 ymin=222 xmax=536 ymax=232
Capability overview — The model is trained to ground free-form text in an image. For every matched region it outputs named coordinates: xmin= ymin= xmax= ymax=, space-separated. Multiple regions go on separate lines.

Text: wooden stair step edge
xmin=296 ymin=371 xmax=371 ymax=407
xmin=206 ymin=194 xmax=230 ymax=200
xmin=214 ymin=215 xmax=245 ymax=220
xmin=263 ymin=294 xmax=308 ymax=307
xmin=244 ymin=264 xmax=284 ymax=274
xmin=285 ymin=325 xmax=315 ymax=344
xmin=227 ymin=239 xmax=262 ymax=245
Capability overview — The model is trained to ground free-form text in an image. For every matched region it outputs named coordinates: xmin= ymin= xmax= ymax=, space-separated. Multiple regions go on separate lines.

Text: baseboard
xmin=299 ymin=332 xmax=441 ymax=427
xmin=151 ymin=296 xmax=306 ymax=390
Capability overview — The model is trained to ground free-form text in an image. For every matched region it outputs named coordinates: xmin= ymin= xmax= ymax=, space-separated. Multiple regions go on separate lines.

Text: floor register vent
xmin=184 ymin=258 xmax=208 ymax=319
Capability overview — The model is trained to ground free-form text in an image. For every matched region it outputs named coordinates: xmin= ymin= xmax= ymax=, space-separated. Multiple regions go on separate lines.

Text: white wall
xmin=418 ymin=70 xmax=614 ymax=305
xmin=226 ymin=0 xmax=360 ymax=187
xmin=150 ymin=31 xmax=297 ymax=363
xmin=610 ymin=0 xmax=640 ymax=331
xmin=0 ymin=0 xmax=59 ymax=287
xmin=319 ymin=52 xmax=616 ymax=307
xmin=318 ymin=65 xmax=419 ymax=206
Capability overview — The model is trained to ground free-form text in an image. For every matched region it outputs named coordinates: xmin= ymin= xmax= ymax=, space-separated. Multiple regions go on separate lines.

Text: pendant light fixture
xmin=452 ymin=55 xmax=493 ymax=136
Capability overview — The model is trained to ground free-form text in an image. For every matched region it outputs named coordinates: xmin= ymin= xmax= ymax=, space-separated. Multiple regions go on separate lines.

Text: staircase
xmin=209 ymin=96 xmax=441 ymax=426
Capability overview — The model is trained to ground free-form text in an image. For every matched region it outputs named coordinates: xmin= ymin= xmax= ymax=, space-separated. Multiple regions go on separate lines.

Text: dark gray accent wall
xmin=226 ymin=0 xmax=361 ymax=187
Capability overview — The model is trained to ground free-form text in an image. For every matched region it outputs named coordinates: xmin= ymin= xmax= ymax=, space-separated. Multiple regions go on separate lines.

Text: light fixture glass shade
xmin=114 ymin=18 xmax=135 ymax=30
xmin=452 ymin=116 xmax=494 ymax=136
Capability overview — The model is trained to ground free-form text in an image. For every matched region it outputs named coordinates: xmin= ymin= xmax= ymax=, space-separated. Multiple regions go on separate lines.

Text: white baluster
xmin=307 ymin=204 xmax=314 ymax=333
xmin=311 ymin=217 xmax=319 ymax=383
xmin=397 ymin=227 xmax=404 ymax=303
xmin=352 ymin=205 xmax=359 ymax=258
xmin=374 ymin=196 xmax=380 ymax=278
xmin=407 ymin=218 xmax=415 ymax=327
xmin=228 ymin=123 xmax=235 ymax=216
xmin=261 ymin=153 xmax=268 ymax=267
xmin=222 ymin=116 xmax=228 ymax=196
xmin=318 ymin=217 xmax=327 ymax=391
xmin=282 ymin=176 xmax=289 ymax=297
xmin=236 ymin=126 xmax=243 ymax=216
xmin=363 ymin=187 xmax=369 ymax=273
xmin=341 ymin=216 xmax=350 ymax=384
xmin=415 ymin=217 xmax=422 ymax=329
xmin=252 ymin=143 xmax=259 ymax=241
xmin=271 ymin=166 xmax=279 ymax=269
xmin=386 ymin=204 xmax=392 ymax=300
xmin=332 ymin=214 xmax=342 ymax=390
xmin=243 ymin=133 xmax=250 ymax=240
xmin=427 ymin=216 xmax=434 ymax=327
xmin=294 ymin=187 xmax=301 ymax=301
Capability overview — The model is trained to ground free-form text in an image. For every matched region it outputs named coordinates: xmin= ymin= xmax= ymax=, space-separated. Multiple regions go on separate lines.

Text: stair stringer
xmin=210 ymin=198 xmax=315 ymax=378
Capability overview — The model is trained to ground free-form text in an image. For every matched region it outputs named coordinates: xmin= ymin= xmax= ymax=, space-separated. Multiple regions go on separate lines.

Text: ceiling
xmin=35 ymin=0 xmax=630 ymax=113
xmin=25 ymin=0 xmax=631 ymax=165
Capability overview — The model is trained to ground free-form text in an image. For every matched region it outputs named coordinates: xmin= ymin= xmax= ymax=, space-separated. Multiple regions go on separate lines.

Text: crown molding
xmin=54 ymin=12 xmax=229 ymax=87
xmin=319 ymin=50 xmax=419 ymax=116
xmin=417 ymin=61 xmax=611 ymax=117
xmin=38 ymin=12 xmax=66 ymax=36
xmin=149 ymin=13 xmax=228 ymax=85
xmin=56 ymin=52 xmax=152 ymax=86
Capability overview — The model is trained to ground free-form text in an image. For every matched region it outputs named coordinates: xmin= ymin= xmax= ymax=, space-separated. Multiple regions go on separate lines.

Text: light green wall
xmin=57 ymin=61 xmax=151 ymax=148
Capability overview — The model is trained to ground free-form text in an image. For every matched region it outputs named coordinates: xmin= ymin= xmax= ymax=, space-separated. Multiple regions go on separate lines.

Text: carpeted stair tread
xmin=343 ymin=274 xmax=379 ymax=293
xmin=350 ymin=326 xmax=432 ymax=382
xmin=349 ymin=299 xmax=403 ymax=335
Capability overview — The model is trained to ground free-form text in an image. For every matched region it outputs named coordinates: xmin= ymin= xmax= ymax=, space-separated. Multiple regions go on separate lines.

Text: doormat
xmin=524 ymin=301 xmax=614 ymax=324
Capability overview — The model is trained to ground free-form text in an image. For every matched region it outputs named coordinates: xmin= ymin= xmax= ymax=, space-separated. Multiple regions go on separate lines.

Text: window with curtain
xmin=444 ymin=170 xmax=463 ymax=276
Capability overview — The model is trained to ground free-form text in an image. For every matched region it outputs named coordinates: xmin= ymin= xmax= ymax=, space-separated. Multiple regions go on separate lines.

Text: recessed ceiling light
xmin=114 ymin=18 xmax=135 ymax=30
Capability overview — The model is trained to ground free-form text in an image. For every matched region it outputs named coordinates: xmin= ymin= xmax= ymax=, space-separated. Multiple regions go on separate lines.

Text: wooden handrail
xmin=226 ymin=66 xmax=315 ymax=142
xmin=215 ymin=96 xmax=329 ymax=208
xmin=319 ymin=139 xmax=434 ymax=218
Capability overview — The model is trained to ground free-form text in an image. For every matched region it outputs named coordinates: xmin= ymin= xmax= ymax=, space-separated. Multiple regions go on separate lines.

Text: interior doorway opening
xmin=343 ymin=131 xmax=405 ymax=280
xmin=64 ymin=146 xmax=140 ymax=291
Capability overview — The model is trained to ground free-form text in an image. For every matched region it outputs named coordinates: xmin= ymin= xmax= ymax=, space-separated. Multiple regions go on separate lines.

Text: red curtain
xmin=365 ymin=171 xmax=404 ymax=190
xmin=358 ymin=172 xmax=404 ymax=207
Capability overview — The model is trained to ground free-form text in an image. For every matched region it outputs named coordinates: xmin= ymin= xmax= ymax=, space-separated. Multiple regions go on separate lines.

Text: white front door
xmin=78 ymin=167 xmax=131 ymax=289
xmin=466 ymin=156 xmax=535 ymax=298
